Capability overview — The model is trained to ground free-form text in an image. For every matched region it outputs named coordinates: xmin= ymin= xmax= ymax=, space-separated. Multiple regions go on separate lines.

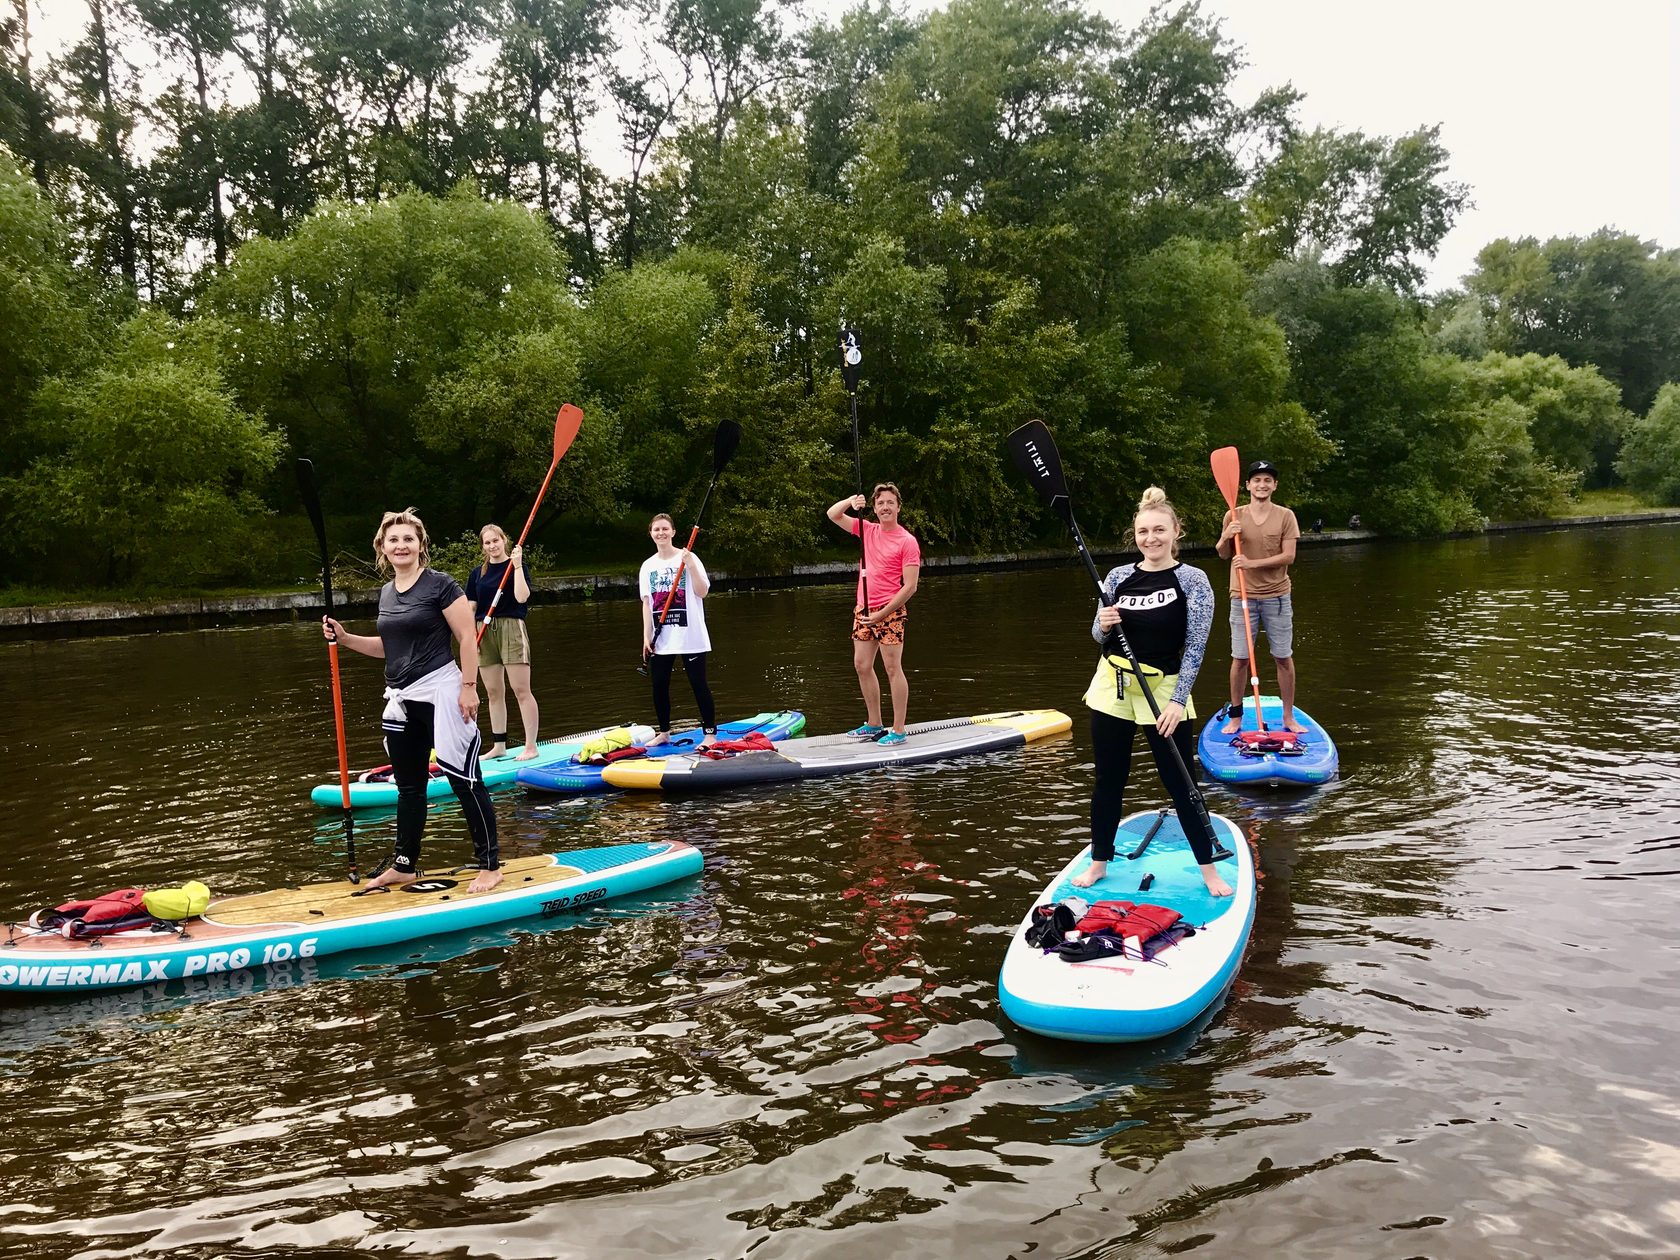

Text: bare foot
xmin=645 ymin=731 xmax=670 ymax=748
xmin=1221 ymin=715 xmax=1242 ymax=734
xmin=515 ymin=746 xmax=539 ymax=761
xmin=1282 ymin=716 xmax=1307 ymax=733
xmin=364 ymin=867 xmax=418 ymax=890
xmin=1071 ymin=860 xmax=1108 ymax=889
xmin=467 ymin=868 xmax=504 ymax=894
xmin=1201 ymin=868 xmax=1233 ymax=897
xmin=483 ymin=745 xmax=508 ymax=761
xmin=698 ymin=735 xmax=717 ymax=748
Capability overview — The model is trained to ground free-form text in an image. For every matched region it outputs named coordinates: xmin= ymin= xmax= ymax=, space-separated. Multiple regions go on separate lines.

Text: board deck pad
xmin=209 ymin=853 xmax=587 ymax=926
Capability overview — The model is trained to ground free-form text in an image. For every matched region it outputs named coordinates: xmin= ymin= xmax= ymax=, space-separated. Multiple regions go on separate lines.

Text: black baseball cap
xmin=1246 ymin=460 xmax=1278 ymax=480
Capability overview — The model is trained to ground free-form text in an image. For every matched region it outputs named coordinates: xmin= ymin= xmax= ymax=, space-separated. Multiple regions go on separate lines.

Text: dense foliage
xmin=1 ymin=0 xmax=1674 ymax=590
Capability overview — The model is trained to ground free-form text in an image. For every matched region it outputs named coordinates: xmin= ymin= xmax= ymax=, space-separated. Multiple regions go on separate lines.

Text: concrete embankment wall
xmin=4 ymin=511 xmax=1677 ymax=641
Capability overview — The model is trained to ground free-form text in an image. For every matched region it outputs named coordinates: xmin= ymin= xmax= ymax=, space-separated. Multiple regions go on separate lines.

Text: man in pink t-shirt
xmin=826 ymin=482 xmax=921 ymax=745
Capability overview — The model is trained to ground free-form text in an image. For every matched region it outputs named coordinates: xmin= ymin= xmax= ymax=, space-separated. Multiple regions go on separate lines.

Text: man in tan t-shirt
xmin=1215 ymin=460 xmax=1304 ymax=733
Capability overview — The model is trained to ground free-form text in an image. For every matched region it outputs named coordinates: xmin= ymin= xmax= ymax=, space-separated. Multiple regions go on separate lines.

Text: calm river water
xmin=2 ymin=524 xmax=1678 ymax=1259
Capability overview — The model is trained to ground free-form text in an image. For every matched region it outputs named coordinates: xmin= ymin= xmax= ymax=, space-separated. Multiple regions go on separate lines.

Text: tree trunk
xmin=87 ymin=0 xmax=137 ymax=287
xmin=190 ymin=36 xmax=228 ymax=267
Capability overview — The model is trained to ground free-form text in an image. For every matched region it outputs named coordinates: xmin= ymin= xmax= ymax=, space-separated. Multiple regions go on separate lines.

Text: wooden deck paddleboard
xmin=1 ymin=842 xmax=701 ymax=995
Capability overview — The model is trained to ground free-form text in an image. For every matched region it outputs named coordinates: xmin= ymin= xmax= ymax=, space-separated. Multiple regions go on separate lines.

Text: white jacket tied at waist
xmin=381 ymin=661 xmax=483 ymax=784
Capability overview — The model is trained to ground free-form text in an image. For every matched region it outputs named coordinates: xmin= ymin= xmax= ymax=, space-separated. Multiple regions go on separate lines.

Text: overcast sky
xmin=27 ymin=0 xmax=1680 ymax=292
xmin=1201 ymin=0 xmax=1680 ymax=289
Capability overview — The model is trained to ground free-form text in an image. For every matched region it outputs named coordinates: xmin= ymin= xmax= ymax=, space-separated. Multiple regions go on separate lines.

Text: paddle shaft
xmin=1225 ymin=513 xmax=1267 ymax=731
xmin=295 ymin=457 xmax=358 ymax=883
xmin=849 ymin=388 xmax=870 ymax=612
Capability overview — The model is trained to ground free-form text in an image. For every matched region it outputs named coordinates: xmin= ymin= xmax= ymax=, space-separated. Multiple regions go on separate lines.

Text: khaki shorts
xmin=479 ymin=617 xmax=531 ymax=668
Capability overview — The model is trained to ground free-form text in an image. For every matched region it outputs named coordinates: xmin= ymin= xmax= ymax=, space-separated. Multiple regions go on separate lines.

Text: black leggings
xmin=385 ymin=700 xmax=499 ymax=873
xmin=1089 ymin=709 xmax=1216 ymax=865
xmin=649 ymin=652 xmax=716 ymax=733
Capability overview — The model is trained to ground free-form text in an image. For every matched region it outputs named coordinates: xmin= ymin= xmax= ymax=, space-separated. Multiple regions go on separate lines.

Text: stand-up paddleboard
xmin=309 ymin=722 xmax=657 ymax=809
xmin=516 ymin=711 xmax=807 ymax=795
xmin=602 ymin=710 xmax=1072 ymax=793
xmin=0 ymin=842 xmax=701 ymax=995
xmin=1197 ymin=695 xmax=1338 ymax=787
xmin=998 ymin=809 xmax=1255 ymax=1043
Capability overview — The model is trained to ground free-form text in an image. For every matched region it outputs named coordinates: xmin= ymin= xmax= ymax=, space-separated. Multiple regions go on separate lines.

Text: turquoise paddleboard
xmin=998 ymin=809 xmax=1255 ymax=1043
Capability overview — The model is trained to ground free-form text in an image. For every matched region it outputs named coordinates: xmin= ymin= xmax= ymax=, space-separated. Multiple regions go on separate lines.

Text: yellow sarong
xmin=1082 ymin=654 xmax=1196 ymax=726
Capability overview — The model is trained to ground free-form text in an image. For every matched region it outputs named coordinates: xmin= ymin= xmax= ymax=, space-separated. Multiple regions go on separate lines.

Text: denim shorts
xmin=1230 ymin=593 xmax=1293 ymax=659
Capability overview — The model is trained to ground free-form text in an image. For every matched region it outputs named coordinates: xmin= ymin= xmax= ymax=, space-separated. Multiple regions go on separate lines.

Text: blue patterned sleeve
xmin=1090 ymin=563 xmax=1134 ymax=645
xmin=1171 ymin=564 xmax=1215 ymax=707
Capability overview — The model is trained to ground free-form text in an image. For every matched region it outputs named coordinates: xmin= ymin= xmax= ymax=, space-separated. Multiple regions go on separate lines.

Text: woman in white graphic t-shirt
xmin=638 ymin=513 xmax=718 ymax=747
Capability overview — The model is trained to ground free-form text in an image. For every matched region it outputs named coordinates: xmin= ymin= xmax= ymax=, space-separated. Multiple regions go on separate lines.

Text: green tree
xmin=3 ymin=311 xmax=281 ymax=585
xmin=1463 ymin=351 xmax=1629 ymax=484
xmin=1467 ymin=230 xmax=1680 ymax=413
xmin=207 ymin=186 xmax=571 ymax=518
xmin=0 ymin=148 xmax=94 ymax=461
xmin=1247 ymin=124 xmax=1467 ymax=292
xmin=687 ymin=265 xmax=844 ymax=570
xmin=1617 ymin=382 xmax=1680 ymax=505
xmin=420 ymin=323 xmax=627 ymax=526
xmin=1255 ymin=258 xmax=1478 ymax=534
xmin=575 ymin=255 xmax=718 ymax=506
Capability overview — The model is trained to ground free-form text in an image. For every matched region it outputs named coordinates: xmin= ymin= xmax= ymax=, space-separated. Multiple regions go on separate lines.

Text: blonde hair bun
xmin=1137 ymin=485 xmax=1169 ymax=512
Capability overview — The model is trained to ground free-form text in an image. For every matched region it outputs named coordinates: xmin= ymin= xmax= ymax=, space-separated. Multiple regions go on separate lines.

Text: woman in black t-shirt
xmin=323 ymin=508 xmax=502 ymax=894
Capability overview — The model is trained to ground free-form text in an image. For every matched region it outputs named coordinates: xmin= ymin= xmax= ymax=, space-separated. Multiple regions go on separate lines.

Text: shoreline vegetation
xmin=6 ymin=3 xmax=1679 ymax=606
xmin=5 ymin=509 xmax=1675 ymax=641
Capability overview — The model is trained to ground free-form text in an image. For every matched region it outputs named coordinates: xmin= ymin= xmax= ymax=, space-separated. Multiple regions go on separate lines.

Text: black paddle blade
xmin=295 ymin=457 xmax=333 ymax=609
xmin=838 ymin=326 xmax=862 ymax=392
xmin=1007 ymin=421 xmax=1076 ymax=526
xmin=713 ymin=418 xmax=743 ymax=472
xmin=295 ymin=458 xmax=328 ymax=553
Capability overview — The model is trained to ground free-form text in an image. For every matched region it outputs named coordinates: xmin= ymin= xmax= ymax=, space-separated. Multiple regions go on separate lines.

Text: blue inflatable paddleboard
xmin=998 ymin=809 xmax=1255 ymax=1043
xmin=515 ymin=710 xmax=807 ymax=794
xmin=1197 ymin=695 xmax=1338 ymax=787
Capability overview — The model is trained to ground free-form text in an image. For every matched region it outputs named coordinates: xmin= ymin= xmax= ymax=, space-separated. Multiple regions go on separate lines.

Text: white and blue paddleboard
xmin=998 ymin=809 xmax=1255 ymax=1044
xmin=1197 ymin=696 xmax=1338 ymax=787
xmin=0 ymin=842 xmax=701 ymax=996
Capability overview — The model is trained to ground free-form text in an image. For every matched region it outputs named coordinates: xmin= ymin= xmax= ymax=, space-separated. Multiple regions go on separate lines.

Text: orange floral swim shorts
xmin=851 ymin=605 xmax=908 ymax=644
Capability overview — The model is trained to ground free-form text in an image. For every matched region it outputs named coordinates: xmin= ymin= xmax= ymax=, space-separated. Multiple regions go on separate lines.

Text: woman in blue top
xmin=1078 ymin=486 xmax=1230 ymax=898
xmin=466 ymin=523 xmax=538 ymax=760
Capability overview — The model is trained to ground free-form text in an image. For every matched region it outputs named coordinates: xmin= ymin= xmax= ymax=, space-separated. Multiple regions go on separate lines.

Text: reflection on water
xmin=2 ymin=524 xmax=1679 ymax=1258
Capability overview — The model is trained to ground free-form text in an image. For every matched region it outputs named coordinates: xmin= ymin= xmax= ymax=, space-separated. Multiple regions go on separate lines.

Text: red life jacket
xmin=29 ymin=887 xmax=155 ymax=939
xmin=696 ymin=732 xmax=777 ymax=759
